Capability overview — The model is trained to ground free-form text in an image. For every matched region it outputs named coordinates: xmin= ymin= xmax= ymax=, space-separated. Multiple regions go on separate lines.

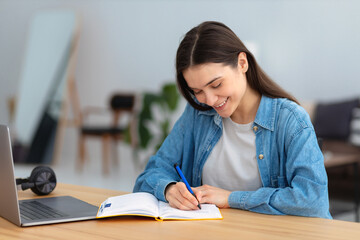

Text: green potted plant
xmin=137 ymin=82 xmax=180 ymax=151
xmin=125 ymin=82 xmax=180 ymax=162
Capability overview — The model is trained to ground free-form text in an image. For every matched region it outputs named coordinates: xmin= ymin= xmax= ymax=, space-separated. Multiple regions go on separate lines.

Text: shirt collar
xmin=197 ymin=107 xmax=222 ymax=127
xmin=254 ymin=95 xmax=276 ymax=131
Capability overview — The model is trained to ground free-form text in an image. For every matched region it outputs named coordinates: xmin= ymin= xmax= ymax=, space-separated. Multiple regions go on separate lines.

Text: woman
xmin=133 ymin=21 xmax=331 ymax=219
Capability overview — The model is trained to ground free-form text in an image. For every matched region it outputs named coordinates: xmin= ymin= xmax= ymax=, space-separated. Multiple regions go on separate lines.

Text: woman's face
xmin=183 ymin=53 xmax=248 ymax=119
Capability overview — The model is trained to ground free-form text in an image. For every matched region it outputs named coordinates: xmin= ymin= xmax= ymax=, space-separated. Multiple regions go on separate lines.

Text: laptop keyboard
xmin=20 ymin=200 xmax=68 ymax=220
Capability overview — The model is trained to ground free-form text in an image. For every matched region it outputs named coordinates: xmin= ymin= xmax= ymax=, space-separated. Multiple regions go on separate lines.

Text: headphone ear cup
xmin=28 ymin=166 xmax=57 ymax=195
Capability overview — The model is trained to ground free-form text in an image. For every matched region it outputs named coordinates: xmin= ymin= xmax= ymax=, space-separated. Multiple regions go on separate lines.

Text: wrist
xmin=224 ymin=191 xmax=231 ymax=208
xmin=164 ymin=182 xmax=176 ymax=202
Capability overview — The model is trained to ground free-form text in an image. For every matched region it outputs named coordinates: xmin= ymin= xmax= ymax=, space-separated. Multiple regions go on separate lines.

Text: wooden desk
xmin=324 ymin=152 xmax=360 ymax=222
xmin=324 ymin=152 xmax=360 ymax=168
xmin=1 ymin=183 xmax=360 ymax=240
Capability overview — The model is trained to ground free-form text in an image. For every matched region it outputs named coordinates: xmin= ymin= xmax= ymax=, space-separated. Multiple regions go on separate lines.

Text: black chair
xmin=77 ymin=94 xmax=137 ymax=174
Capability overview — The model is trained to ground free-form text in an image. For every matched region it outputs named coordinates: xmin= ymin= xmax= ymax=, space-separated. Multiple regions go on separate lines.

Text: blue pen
xmin=174 ymin=164 xmax=201 ymax=209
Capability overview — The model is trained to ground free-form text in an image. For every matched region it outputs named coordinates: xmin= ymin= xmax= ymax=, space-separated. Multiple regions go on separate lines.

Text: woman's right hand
xmin=165 ymin=182 xmax=200 ymax=210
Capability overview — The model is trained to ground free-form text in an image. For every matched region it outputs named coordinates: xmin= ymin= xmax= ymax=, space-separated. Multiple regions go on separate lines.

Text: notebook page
xmin=97 ymin=192 xmax=159 ymax=218
xmin=158 ymin=201 xmax=223 ymax=220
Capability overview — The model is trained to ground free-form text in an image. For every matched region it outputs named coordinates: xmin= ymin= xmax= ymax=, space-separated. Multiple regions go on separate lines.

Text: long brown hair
xmin=176 ymin=21 xmax=298 ymax=111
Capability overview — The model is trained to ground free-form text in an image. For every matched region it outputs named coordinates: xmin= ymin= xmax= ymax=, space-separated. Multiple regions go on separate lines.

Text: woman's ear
xmin=237 ymin=52 xmax=248 ymax=73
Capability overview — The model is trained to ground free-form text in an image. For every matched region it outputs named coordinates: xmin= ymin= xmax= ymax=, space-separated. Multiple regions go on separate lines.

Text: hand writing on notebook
xmin=165 ymin=182 xmax=198 ymax=210
xmin=165 ymin=183 xmax=231 ymax=210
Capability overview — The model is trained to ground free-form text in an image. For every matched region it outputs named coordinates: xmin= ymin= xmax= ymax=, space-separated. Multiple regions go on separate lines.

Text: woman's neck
xmin=230 ymin=87 xmax=261 ymax=124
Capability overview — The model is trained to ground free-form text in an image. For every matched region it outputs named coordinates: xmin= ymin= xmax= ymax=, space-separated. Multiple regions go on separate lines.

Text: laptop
xmin=0 ymin=125 xmax=98 ymax=227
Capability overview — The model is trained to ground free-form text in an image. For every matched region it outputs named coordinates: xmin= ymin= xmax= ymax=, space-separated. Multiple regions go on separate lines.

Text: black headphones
xmin=16 ymin=166 xmax=57 ymax=195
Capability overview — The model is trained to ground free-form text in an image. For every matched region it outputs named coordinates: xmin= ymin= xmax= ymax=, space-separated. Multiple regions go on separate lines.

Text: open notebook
xmin=96 ymin=192 xmax=223 ymax=221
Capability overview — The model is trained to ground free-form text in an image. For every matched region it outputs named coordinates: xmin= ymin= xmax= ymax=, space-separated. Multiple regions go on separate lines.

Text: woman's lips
xmin=213 ymin=97 xmax=229 ymax=110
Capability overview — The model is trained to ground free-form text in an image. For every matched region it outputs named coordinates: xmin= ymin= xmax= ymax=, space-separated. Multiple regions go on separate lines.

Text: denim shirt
xmin=133 ymin=95 xmax=332 ymax=219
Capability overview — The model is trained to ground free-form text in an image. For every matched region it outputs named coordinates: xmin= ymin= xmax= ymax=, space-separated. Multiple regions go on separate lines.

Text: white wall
xmin=1 ymin=0 xmax=360 ymax=160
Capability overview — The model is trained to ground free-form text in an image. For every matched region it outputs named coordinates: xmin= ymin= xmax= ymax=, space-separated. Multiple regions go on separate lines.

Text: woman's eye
xmin=213 ymin=83 xmax=222 ymax=88
xmin=193 ymin=90 xmax=202 ymax=95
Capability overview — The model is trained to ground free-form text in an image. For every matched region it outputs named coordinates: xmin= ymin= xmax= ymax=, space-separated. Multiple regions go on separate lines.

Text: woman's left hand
xmin=193 ymin=184 xmax=231 ymax=208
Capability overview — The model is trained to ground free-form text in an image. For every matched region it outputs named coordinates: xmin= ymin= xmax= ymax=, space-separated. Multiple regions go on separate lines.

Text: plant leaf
xmin=138 ymin=123 xmax=152 ymax=149
xmin=162 ymin=83 xmax=179 ymax=111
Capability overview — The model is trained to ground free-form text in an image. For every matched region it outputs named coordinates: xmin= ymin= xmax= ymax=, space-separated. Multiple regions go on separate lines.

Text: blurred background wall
xmin=0 ymin=0 xmax=359 ymax=161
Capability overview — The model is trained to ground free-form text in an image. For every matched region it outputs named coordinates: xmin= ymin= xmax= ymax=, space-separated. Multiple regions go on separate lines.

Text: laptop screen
xmin=0 ymin=125 xmax=22 ymax=226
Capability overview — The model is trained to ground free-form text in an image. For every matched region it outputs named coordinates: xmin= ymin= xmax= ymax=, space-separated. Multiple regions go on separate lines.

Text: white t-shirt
xmin=202 ymin=117 xmax=263 ymax=191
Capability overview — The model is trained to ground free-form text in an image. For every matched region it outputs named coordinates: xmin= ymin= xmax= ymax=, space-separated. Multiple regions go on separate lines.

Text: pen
xmin=174 ymin=164 xmax=201 ymax=209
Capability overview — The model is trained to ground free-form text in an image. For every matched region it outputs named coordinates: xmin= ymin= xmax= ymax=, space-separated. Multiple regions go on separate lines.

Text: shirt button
xmin=253 ymin=126 xmax=258 ymax=132
xmin=259 ymin=154 xmax=264 ymax=160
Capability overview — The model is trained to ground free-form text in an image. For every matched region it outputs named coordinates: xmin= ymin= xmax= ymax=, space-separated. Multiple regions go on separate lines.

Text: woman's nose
xmin=204 ymin=91 xmax=218 ymax=107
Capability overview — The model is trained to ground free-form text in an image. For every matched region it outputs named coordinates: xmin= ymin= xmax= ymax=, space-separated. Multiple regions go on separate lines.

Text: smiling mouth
xmin=214 ymin=98 xmax=229 ymax=108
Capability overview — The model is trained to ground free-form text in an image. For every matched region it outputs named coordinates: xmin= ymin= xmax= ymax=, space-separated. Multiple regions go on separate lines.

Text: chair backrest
xmin=109 ymin=94 xmax=135 ymax=111
xmin=109 ymin=93 xmax=138 ymax=147
xmin=109 ymin=93 xmax=136 ymax=128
